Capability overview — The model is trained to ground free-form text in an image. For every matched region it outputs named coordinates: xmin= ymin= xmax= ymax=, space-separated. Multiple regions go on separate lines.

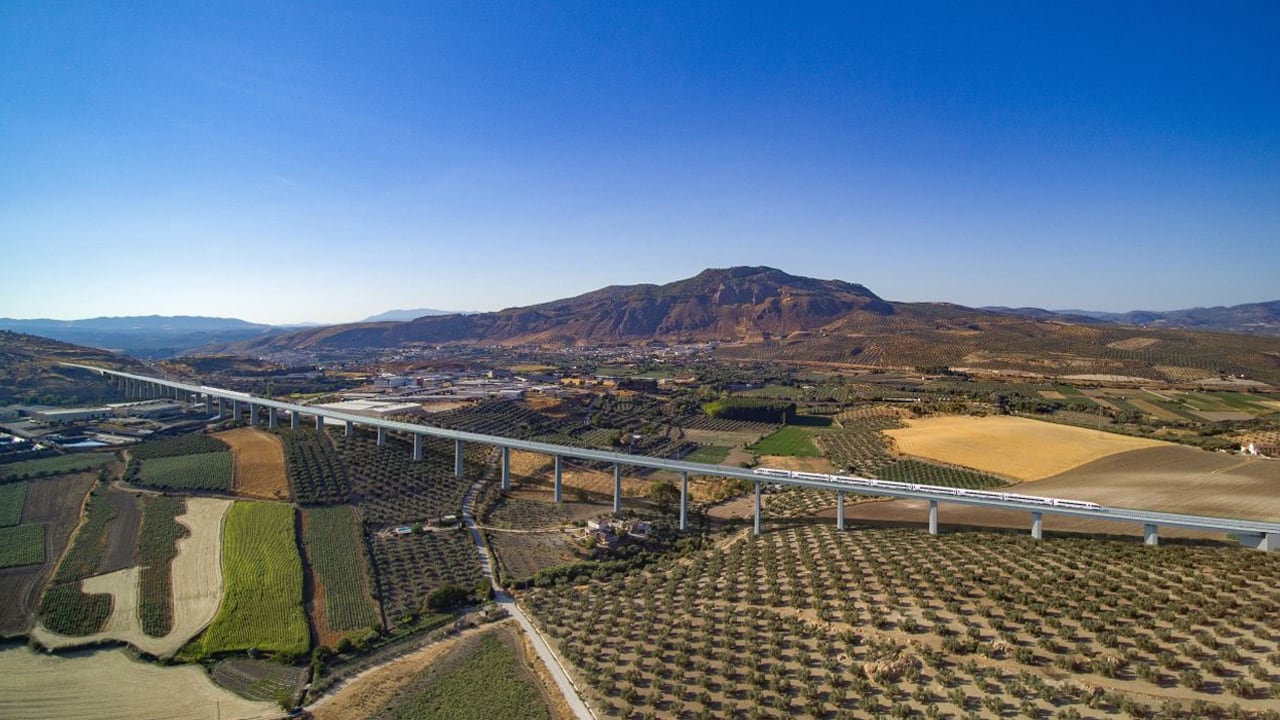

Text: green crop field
xmin=389 ymin=630 xmax=550 ymax=720
xmin=302 ymin=505 xmax=379 ymax=633
xmin=0 ymin=453 xmax=112 ymax=480
xmin=750 ymin=426 xmax=821 ymax=457
xmin=684 ymin=445 xmax=731 ymax=464
xmin=0 ymin=482 xmax=26 ymax=526
xmin=194 ymin=501 xmax=309 ymax=658
xmin=129 ymin=433 xmax=229 ymax=460
xmin=0 ymin=524 xmax=44 ymax=568
xmin=136 ymin=496 xmax=189 ymax=637
xmin=137 ymin=451 xmax=232 ymax=491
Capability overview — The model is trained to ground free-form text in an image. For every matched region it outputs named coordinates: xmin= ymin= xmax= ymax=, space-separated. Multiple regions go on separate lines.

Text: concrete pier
xmin=413 ymin=434 xmax=423 ymax=461
xmin=501 ymin=447 xmax=511 ymax=490
xmin=377 ymin=427 xmax=386 ymax=446
xmin=679 ymin=472 xmax=689 ymax=531
xmin=929 ymin=500 xmax=939 ymax=536
xmin=754 ymin=482 xmax=763 ymax=535
xmin=553 ymin=455 xmax=562 ymax=503
xmin=1144 ymin=523 xmax=1159 ymax=546
xmin=268 ymin=407 xmax=278 ymax=429
xmin=315 ymin=413 xmax=324 ymax=431
xmin=612 ymin=463 xmax=622 ymax=514
xmin=290 ymin=410 xmax=299 ymax=429
xmin=1032 ymin=511 xmax=1043 ymax=540
xmin=836 ymin=490 xmax=845 ymax=531
xmin=249 ymin=404 xmax=259 ymax=425
xmin=344 ymin=421 xmax=354 ymax=437
xmin=454 ymin=439 xmax=465 ymax=478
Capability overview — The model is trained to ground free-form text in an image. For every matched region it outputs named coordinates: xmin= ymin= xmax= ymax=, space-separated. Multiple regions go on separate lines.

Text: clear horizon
xmin=2 ymin=3 xmax=1276 ymax=325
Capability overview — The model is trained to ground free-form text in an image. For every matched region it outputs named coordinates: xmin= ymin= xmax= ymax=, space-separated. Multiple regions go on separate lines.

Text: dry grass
xmin=215 ymin=427 xmax=290 ymax=501
xmin=0 ymin=645 xmax=277 ymax=720
xmin=885 ymin=415 xmax=1166 ymax=481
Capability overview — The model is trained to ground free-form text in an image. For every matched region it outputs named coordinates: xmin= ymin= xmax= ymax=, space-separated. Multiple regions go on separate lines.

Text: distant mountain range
xmin=0 ymin=316 xmax=288 ymax=359
xmin=983 ymin=302 xmax=1280 ymax=336
xmin=360 ymin=308 xmax=470 ymax=322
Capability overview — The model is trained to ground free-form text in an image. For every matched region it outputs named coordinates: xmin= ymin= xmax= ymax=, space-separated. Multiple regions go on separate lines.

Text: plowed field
xmin=216 ymin=427 xmax=290 ymax=501
xmin=0 ymin=472 xmax=95 ymax=635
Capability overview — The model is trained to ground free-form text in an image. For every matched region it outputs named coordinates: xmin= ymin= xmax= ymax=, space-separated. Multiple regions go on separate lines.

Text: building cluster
xmin=582 ymin=517 xmax=652 ymax=548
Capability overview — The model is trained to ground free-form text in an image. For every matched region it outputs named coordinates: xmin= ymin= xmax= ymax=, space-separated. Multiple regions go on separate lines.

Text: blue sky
xmin=2 ymin=2 xmax=1276 ymax=324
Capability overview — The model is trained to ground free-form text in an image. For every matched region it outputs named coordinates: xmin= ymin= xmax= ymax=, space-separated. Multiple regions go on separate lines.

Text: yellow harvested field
xmin=31 ymin=497 xmax=231 ymax=657
xmin=216 ymin=427 xmax=289 ymax=501
xmin=885 ymin=416 xmax=1166 ymax=481
xmin=758 ymin=455 xmax=836 ymax=473
xmin=0 ymin=646 xmax=277 ymax=720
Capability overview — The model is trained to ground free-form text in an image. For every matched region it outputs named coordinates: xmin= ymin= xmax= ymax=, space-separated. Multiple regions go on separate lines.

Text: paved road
xmin=462 ymin=476 xmax=595 ymax=720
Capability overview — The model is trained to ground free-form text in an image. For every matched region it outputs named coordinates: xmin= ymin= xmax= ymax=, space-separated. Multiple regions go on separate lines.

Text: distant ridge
xmin=360 ymin=308 xmax=469 ymax=322
xmin=227 ymin=266 xmax=895 ymax=352
xmin=0 ymin=315 xmax=286 ymax=360
xmin=983 ymin=300 xmax=1280 ymax=336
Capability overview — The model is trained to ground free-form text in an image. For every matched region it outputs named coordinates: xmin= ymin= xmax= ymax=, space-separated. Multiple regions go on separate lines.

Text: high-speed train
xmin=752 ymin=467 xmax=1103 ymax=511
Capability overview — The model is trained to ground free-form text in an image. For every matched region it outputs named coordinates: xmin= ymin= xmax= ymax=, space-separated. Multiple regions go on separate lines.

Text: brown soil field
xmin=311 ymin=621 xmax=565 ymax=720
xmin=216 ymin=427 xmax=290 ymax=501
xmin=885 ymin=415 xmax=1166 ymax=481
xmin=0 ymin=645 xmax=278 ymax=720
xmin=1106 ymin=336 xmax=1161 ymax=350
xmin=32 ymin=497 xmax=231 ymax=657
xmin=100 ymin=487 xmax=142 ymax=573
xmin=1126 ymin=396 xmax=1185 ymax=421
xmin=489 ymin=530 xmax=579 ymax=581
xmin=758 ymin=454 xmax=837 ymax=473
xmin=0 ymin=472 xmax=95 ymax=636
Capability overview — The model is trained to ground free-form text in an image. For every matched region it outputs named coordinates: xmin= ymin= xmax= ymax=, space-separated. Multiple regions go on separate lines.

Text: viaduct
xmin=67 ymin=363 xmax=1280 ymax=551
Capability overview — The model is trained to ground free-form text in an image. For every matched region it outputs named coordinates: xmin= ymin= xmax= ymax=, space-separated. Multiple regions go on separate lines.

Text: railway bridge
xmin=65 ymin=363 xmax=1280 ymax=551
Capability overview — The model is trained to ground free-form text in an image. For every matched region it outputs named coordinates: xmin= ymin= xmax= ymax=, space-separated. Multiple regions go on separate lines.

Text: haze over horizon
xmin=2 ymin=3 xmax=1276 ymax=326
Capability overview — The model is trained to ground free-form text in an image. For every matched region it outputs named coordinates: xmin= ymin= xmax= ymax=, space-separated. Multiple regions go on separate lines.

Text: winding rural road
xmin=462 ymin=476 xmax=595 ymax=720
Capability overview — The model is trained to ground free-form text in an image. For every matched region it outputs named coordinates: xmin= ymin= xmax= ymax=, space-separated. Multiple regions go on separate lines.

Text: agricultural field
xmin=215 ymin=427 xmax=290 ymax=501
xmin=886 ymin=415 xmax=1167 ymax=481
xmin=334 ymin=432 xmax=474 ymax=524
xmin=129 ymin=433 xmax=229 ymax=459
xmin=0 ymin=481 xmax=26 ymax=526
xmin=488 ymin=529 xmax=579 ymax=583
xmin=369 ymin=527 xmax=485 ymax=627
xmin=684 ymin=444 xmax=731 ymax=464
xmin=0 ymin=452 xmax=113 ymax=480
xmin=365 ymin=625 xmax=552 ymax=720
xmin=38 ymin=480 xmax=124 ymax=636
xmin=0 ymin=524 xmax=44 ymax=568
xmin=523 ymin=523 xmax=1280 ymax=720
xmin=136 ymin=496 xmax=188 ymax=637
xmin=32 ymin=497 xmax=231 ymax=658
xmin=301 ymin=505 xmax=380 ymax=644
xmin=136 ymin=451 xmax=233 ymax=491
xmin=0 ymin=471 xmax=96 ymax=635
xmin=0 ymin=645 xmax=279 ymax=720
xmin=483 ymin=495 xmax=572 ymax=530
xmin=278 ymin=427 xmax=351 ymax=505
xmin=192 ymin=501 xmax=309 ymax=659
xmin=750 ymin=426 xmax=822 ymax=457
xmin=211 ymin=657 xmax=309 ymax=706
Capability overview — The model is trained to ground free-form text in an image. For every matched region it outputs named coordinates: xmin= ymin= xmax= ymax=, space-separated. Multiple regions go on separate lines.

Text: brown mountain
xmin=230 ymin=266 xmax=895 ymax=351
xmin=0 ymin=331 xmax=149 ymax=405
xmin=216 ymin=266 xmax=1280 ymax=386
